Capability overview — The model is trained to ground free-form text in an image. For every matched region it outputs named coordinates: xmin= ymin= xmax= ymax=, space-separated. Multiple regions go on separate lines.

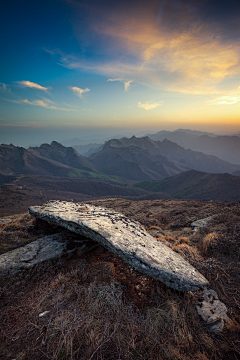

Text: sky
xmin=1 ymin=0 xmax=240 ymax=146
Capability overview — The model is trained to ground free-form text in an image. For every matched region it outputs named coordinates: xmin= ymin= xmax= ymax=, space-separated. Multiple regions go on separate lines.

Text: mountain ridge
xmin=1 ymin=137 xmax=240 ymax=183
xmin=134 ymin=169 xmax=240 ymax=201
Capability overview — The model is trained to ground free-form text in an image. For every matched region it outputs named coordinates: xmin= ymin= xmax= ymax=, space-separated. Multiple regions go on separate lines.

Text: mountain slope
xmin=185 ymin=135 xmax=240 ymax=165
xmin=134 ymin=170 xmax=240 ymax=201
xmin=28 ymin=141 xmax=97 ymax=171
xmin=0 ymin=142 xmax=98 ymax=178
xmin=91 ymin=136 xmax=240 ymax=181
xmin=148 ymin=129 xmax=240 ymax=165
xmin=90 ymin=138 xmax=191 ymax=181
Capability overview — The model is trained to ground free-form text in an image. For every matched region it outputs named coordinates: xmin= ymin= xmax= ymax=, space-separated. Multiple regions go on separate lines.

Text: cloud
xmin=108 ymin=78 xmax=124 ymax=82
xmin=0 ymin=82 xmax=11 ymax=92
xmin=124 ymin=80 xmax=132 ymax=91
xmin=107 ymin=78 xmax=133 ymax=91
xmin=207 ymin=86 xmax=240 ymax=105
xmin=70 ymin=86 xmax=91 ymax=98
xmin=6 ymin=98 xmax=76 ymax=111
xmin=138 ymin=101 xmax=163 ymax=110
xmin=207 ymin=95 xmax=240 ymax=105
xmin=58 ymin=2 xmax=240 ymax=95
xmin=17 ymin=81 xmax=48 ymax=91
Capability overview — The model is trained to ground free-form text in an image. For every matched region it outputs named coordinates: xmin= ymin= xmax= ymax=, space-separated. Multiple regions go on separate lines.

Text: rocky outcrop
xmin=0 ymin=231 xmax=97 ymax=277
xmin=29 ymin=200 xmax=209 ymax=291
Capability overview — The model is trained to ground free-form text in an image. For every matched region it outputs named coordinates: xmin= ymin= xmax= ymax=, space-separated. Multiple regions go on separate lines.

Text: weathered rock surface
xmin=29 ymin=200 xmax=209 ymax=291
xmin=196 ymin=288 xmax=229 ymax=333
xmin=191 ymin=216 xmax=215 ymax=232
xmin=0 ymin=231 xmax=96 ymax=277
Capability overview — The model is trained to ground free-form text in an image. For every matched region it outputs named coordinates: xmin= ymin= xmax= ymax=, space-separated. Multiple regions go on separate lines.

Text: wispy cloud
xmin=107 ymin=78 xmax=133 ymax=91
xmin=64 ymin=102 xmax=76 ymax=108
xmin=6 ymin=98 xmax=76 ymax=111
xmin=207 ymin=87 xmax=240 ymax=105
xmin=0 ymin=82 xmax=11 ymax=92
xmin=108 ymin=78 xmax=123 ymax=82
xmin=70 ymin=86 xmax=91 ymax=98
xmin=138 ymin=101 xmax=163 ymax=110
xmin=207 ymin=95 xmax=240 ymax=105
xmin=124 ymin=80 xmax=132 ymax=91
xmin=17 ymin=81 xmax=48 ymax=91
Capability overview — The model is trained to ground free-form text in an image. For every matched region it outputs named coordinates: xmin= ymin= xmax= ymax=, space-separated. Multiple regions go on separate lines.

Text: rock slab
xmin=29 ymin=200 xmax=209 ymax=291
xmin=0 ymin=231 xmax=95 ymax=277
xmin=191 ymin=216 xmax=215 ymax=232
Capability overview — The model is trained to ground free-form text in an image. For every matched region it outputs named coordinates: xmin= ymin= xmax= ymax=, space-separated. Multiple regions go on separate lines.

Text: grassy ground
xmin=0 ymin=199 xmax=240 ymax=359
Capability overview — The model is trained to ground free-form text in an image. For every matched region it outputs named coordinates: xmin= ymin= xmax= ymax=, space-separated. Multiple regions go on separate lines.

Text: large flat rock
xmin=29 ymin=200 xmax=209 ymax=291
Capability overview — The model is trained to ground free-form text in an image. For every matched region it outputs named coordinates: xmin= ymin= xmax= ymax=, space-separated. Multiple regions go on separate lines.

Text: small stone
xmin=196 ymin=288 xmax=229 ymax=333
xmin=39 ymin=310 xmax=50 ymax=318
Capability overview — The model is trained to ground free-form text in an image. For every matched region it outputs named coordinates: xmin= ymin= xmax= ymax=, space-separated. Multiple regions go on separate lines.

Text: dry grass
xmin=1 ymin=200 xmax=240 ymax=359
xmin=177 ymin=237 xmax=190 ymax=244
xmin=1 ymin=256 xmax=231 ymax=360
xmin=202 ymin=232 xmax=218 ymax=254
xmin=172 ymin=243 xmax=201 ymax=262
xmin=148 ymin=226 xmax=163 ymax=231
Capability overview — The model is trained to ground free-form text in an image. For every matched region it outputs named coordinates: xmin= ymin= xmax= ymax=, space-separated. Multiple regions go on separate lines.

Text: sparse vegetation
xmin=0 ymin=199 xmax=240 ymax=359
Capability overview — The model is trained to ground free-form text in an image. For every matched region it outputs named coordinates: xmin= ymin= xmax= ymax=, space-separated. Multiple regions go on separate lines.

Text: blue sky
xmin=1 ymin=0 xmax=240 ymax=146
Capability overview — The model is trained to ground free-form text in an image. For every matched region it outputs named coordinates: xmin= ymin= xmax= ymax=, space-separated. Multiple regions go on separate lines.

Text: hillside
xmin=0 ymin=198 xmax=240 ymax=359
xmin=134 ymin=169 xmax=240 ymax=201
xmin=0 ymin=142 xmax=102 ymax=179
xmin=0 ymin=174 xmax=173 ymax=217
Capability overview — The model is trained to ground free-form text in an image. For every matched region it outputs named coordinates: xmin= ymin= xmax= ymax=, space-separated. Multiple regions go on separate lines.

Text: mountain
xmin=90 ymin=137 xmax=191 ymax=181
xmin=148 ymin=128 xmax=216 ymax=143
xmin=0 ymin=142 xmax=98 ymax=177
xmin=184 ymin=135 xmax=240 ymax=165
xmin=148 ymin=129 xmax=240 ymax=165
xmin=134 ymin=169 xmax=240 ymax=201
xmin=28 ymin=141 xmax=97 ymax=172
xmin=90 ymin=136 xmax=240 ymax=181
xmin=72 ymin=143 xmax=103 ymax=156
xmin=2 ymin=137 xmax=240 ymax=184
xmin=84 ymin=144 xmax=104 ymax=157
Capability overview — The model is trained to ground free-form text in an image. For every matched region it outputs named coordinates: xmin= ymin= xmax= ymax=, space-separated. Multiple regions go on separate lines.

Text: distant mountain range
xmin=134 ymin=169 xmax=240 ymax=201
xmin=147 ymin=129 xmax=240 ymax=165
xmin=1 ymin=138 xmax=240 ymax=202
xmin=1 ymin=136 xmax=240 ymax=183
xmin=90 ymin=136 xmax=240 ymax=180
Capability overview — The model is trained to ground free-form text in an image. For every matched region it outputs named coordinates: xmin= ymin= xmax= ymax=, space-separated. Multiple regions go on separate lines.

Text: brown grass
xmin=1 ymin=200 xmax=240 ymax=359
xmin=202 ymin=232 xmax=218 ymax=254
xmin=1 ymin=255 xmax=230 ymax=360
xmin=172 ymin=243 xmax=201 ymax=262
